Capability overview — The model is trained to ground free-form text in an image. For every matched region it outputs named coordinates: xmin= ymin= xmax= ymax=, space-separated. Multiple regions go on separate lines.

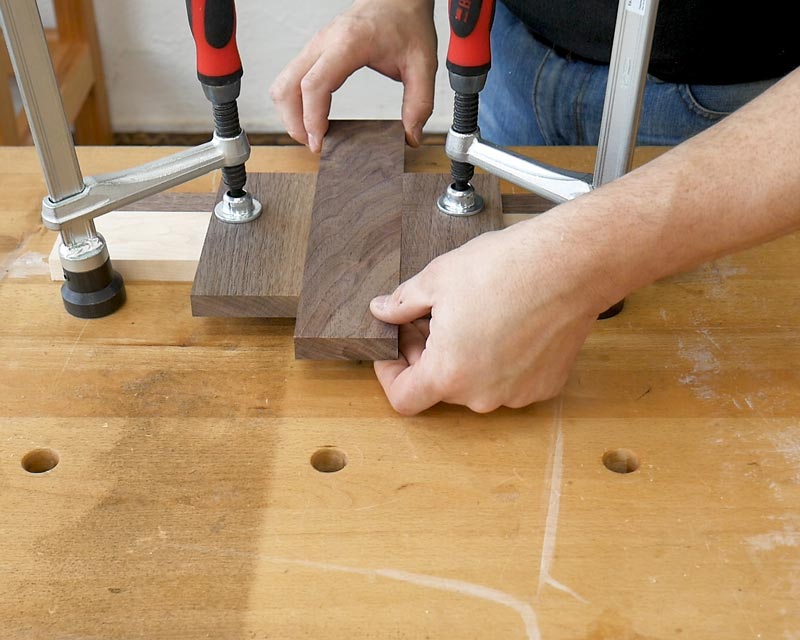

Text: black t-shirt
xmin=500 ymin=0 xmax=798 ymax=84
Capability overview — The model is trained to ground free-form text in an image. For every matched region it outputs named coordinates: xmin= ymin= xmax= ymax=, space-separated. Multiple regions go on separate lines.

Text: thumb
xmin=371 ymin=274 xmax=434 ymax=325
xmin=400 ymin=61 xmax=435 ymax=147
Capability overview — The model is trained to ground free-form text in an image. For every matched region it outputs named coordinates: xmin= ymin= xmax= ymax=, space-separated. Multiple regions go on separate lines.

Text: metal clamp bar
xmin=445 ymin=130 xmax=593 ymax=204
xmin=1 ymin=0 xmax=105 ymax=264
xmin=41 ymin=132 xmax=251 ymax=230
xmin=593 ymin=0 xmax=660 ymax=188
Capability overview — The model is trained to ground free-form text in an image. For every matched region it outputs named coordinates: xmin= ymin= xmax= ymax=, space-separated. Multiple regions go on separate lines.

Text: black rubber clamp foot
xmin=61 ymin=258 xmax=126 ymax=319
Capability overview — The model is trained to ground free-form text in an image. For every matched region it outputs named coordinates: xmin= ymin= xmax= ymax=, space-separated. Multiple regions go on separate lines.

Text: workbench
xmin=1 ymin=145 xmax=798 ymax=639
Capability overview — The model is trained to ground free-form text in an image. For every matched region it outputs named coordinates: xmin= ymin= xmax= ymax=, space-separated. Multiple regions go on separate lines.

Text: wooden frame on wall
xmin=0 ymin=0 xmax=111 ymax=145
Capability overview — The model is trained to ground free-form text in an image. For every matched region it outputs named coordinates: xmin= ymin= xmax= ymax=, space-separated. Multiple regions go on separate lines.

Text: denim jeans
xmin=480 ymin=1 xmax=778 ymax=146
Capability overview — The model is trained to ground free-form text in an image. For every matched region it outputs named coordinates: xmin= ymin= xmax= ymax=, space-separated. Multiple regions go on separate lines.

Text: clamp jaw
xmin=43 ymin=133 xmax=253 ymax=233
xmin=440 ymin=0 xmax=660 ymax=208
xmin=0 ymin=0 xmax=260 ymax=318
xmin=439 ymin=0 xmax=660 ymax=318
xmin=444 ymin=129 xmax=593 ymax=204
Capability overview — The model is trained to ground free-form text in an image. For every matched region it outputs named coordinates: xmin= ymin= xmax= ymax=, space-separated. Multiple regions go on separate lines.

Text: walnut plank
xmin=191 ymin=172 xmax=316 ymax=317
xmin=500 ymin=192 xmax=556 ymax=215
xmin=294 ymin=121 xmax=404 ymax=361
xmin=401 ymin=173 xmax=504 ymax=282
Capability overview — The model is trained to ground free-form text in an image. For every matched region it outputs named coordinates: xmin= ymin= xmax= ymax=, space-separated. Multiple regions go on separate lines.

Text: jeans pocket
xmin=680 ymin=80 xmax=776 ymax=119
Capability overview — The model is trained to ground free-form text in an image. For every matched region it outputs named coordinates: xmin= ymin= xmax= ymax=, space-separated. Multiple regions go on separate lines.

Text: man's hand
xmin=369 ymin=68 xmax=800 ymax=415
xmin=270 ymin=0 xmax=437 ymax=152
xmin=370 ymin=219 xmax=612 ymax=415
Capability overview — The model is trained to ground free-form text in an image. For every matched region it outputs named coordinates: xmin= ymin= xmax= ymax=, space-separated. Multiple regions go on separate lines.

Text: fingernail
xmin=307 ymin=133 xmax=319 ymax=153
xmin=371 ymin=295 xmax=389 ymax=311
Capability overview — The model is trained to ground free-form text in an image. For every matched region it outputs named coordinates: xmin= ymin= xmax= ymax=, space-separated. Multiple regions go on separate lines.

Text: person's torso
xmin=500 ymin=0 xmax=798 ymax=84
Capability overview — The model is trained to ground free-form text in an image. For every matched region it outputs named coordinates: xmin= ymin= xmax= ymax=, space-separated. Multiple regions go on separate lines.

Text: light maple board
xmin=47 ymin=192 xmax=217 ymax=282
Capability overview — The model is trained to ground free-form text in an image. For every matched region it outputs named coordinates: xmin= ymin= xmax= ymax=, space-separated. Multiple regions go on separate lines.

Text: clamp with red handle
xmin=446 ymin=0 xmax=496 ymax=86
xmin=186 ymin=0 xmax=243 ymax=100
xmin=438 ymin=0 xmax=496 ymax=214
xmin=186 ymin=0 xmax=253 ymax=208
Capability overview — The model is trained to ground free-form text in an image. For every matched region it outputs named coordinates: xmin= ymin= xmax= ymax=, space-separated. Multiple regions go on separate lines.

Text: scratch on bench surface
xmin=376 ymin=567 xmax=540 ymax=639
xmin=538 ymin=398 xmax=564 ymax=594
xmin=5 ymin=251 xmax=49 ymax=279
xmin=173 ymin=543 xmax=541 ymax=640
xmin=537 ymin=398 xmax=589 ymax=605
xmin=544 ymin=576 xmax=589 ymax=604
xmin=352 ymin=497 xmax=402 ymax=511
xmin=58 ymin=321 xmax=89 ymax=376
xmin=399 ymin=421 xmax=419 ymax=460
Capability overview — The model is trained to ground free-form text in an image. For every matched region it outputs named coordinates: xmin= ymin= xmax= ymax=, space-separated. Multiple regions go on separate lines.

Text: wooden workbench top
xmin=1 ymin=145 xmax=798 ymax=639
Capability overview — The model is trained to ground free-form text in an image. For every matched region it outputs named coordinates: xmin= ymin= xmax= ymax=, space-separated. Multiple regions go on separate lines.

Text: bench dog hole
xmin=602 ymin=448 xmax=640 ymax=474
xmin=21 ymin=448 xmax=60 ymax=474
xmin=310 ymin=447 xmax=347 ymax=473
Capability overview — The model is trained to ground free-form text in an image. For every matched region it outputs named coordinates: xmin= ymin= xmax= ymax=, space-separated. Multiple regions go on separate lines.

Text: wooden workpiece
xmin=47 ymin=192 xmax=217 ymax=282
xmin=401 ymin=173 xmax=504 ymax=282
xmin=2 ymin=144 xmax=799 ymax=639
xmin=191 ymin=173 xmax=316 ymax=318
xmin=294 ymin=120 xmax=404 ymax=360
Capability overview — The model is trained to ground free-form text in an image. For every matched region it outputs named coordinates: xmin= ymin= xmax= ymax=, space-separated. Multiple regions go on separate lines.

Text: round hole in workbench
xmin=602 ymin=448 xmax=639 ymax=474
xmin=21 ymin=448 xmax=60 ymax=474
xmin=310 ymin=447 xmax=347 ymax=473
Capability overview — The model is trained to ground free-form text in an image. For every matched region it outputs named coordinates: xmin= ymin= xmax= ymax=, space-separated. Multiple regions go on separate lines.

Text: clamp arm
xmin=41 ymin=133 xmax=251 ymax=232
xmin=445 ymin=130 xmax=592 ymax=204
xmin=0 ymin=0 xmax=259 ymax=318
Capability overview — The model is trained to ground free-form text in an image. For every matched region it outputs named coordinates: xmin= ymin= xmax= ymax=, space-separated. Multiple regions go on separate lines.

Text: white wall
xmin=42 ymin=0 xmax=455 ymax=134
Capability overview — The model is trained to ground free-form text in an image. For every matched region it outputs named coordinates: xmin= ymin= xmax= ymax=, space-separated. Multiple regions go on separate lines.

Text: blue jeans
xmin=480 ymin=1 xmax=778 ymax=146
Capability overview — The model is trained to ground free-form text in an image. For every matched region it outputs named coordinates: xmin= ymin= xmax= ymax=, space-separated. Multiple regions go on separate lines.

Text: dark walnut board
xmin=191 ymin=120 xmax=508 ymax=361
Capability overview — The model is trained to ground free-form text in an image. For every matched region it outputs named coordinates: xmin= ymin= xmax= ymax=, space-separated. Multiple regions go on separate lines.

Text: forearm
xmin=519 ymin=67 xmax=800 ymax=310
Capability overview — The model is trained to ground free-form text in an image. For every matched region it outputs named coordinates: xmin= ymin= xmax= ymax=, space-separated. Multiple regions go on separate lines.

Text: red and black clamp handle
xmin=186 ymin=0 xmax=247 ymax=196
xmin=446 ymin=0 xmax=495 ymax=93
xmin=186 ymin=0 xmax=243 ymax=103
xmin=445 ymin=0 xmax=495 ymax=193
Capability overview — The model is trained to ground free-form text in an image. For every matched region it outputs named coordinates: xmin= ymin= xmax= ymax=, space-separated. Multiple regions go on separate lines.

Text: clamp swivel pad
xmin=214 ymin=190 xmax=263 ymax=224
xmin=436 ymin=182 xmax=484 ymax=217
